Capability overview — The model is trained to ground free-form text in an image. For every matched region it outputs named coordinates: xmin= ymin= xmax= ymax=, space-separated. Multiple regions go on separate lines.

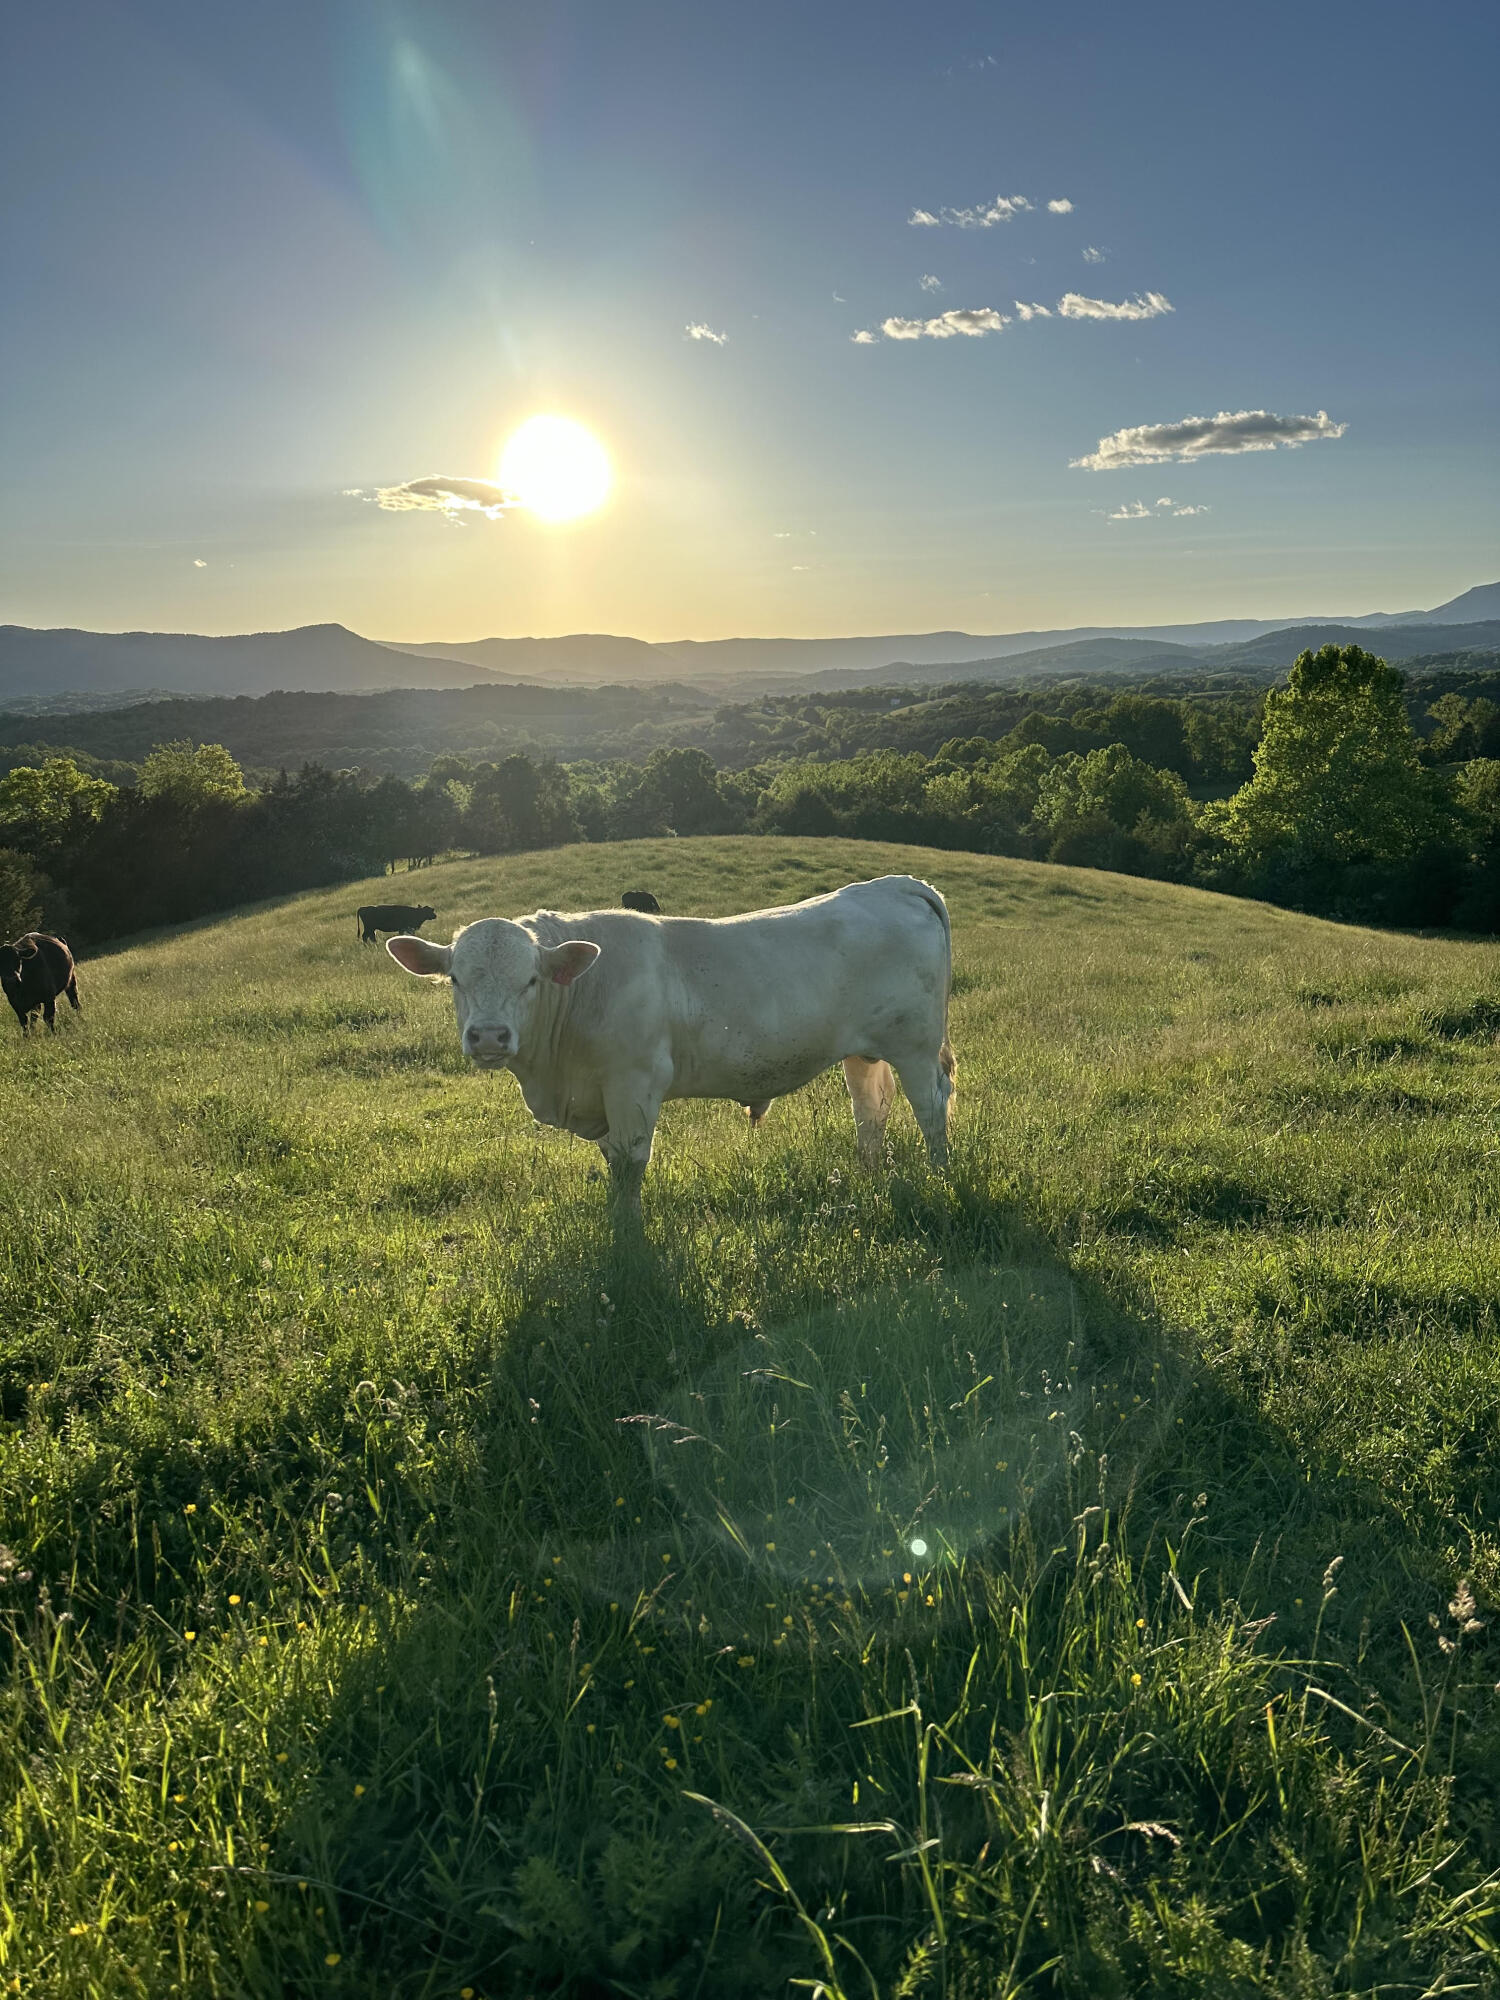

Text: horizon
xmin=2 ymin=1 xmax=1497 ymax=644
xmin=9 ymin=569 xmax=1499 ymax=653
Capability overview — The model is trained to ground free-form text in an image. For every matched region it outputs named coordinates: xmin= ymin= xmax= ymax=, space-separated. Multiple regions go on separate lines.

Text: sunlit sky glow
xmin=1 ymin=1 xmax=1495 ymax=641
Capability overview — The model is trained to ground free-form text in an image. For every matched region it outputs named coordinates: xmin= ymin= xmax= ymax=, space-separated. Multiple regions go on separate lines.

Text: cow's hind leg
xmin=891 ymin=1042 xmax=955 ymax=1169
xmin=42 ymin=995 xmax=58 ymax=1032
xmin=843 ymin=1056 xmax=896 ymax=1168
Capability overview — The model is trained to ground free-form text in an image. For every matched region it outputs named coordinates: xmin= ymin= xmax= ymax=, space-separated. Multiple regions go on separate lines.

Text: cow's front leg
xmin=599 ymin=1072 xmax=665 ymax=1212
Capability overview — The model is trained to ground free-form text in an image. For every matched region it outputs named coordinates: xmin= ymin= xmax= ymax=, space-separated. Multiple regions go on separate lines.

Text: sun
xmin=498 ymin=414 xmax=612 ymax=522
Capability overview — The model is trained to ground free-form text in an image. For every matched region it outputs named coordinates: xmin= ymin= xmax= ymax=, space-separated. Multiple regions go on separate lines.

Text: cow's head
xmin=416 ymin=906 xmax=438 ymax=926
xmin=387 ymin=919 xmax=598 ymax=1068
xmin=0 ymin=938 xmax=37 ymax=990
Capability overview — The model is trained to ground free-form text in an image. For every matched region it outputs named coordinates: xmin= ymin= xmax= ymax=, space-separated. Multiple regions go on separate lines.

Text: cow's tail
xmin=915 ymin=881 xmax=957 ymax=1130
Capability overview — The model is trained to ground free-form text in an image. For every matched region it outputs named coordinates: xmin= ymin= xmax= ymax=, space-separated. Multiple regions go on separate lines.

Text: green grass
xmin=2 ymin=835 xmax=1500 ymax=1997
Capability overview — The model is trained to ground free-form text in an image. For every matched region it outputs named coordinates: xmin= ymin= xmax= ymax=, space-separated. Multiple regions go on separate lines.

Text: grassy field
xmin=3 ymin=834 xmax=1500 ymax=1997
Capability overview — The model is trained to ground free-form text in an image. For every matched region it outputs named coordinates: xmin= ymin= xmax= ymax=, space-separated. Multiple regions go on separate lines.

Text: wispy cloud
xmin=850 ymin=328 xmax=878 ymax=344
xmin=192 ymin=558 xmax=208 ymax=568
xmin=912 ymin=193 xmax=1083 ymax=227
xmin=919 ymin=273 xmax=943 ymax=292
xmin=1073 ymin=408 xmax=1347 ymax=469
xmin=1013 ymin=301 xmax=1052 ymax=320
xmin=1058 ymin=290 xmax=1173 ymax=321
xmin=1106 ymin=496 xmax=1213 ymax=520
xmin=880 ymin=307 xmax=1010 ymax=340
xmin=366 ymin=476 xmax=517 ymax=519
xmin=685 ymin=322 xmax=728 ymax=345
xmin=911 ymin=193 xmax=1051 ymax=227
xmin=1082 ymin=245 xmax=1106 ymax=263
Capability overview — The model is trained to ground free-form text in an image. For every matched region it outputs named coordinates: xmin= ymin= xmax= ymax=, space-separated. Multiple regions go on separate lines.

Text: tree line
xmin=3 ymin=647 xmax=1500 ymax=946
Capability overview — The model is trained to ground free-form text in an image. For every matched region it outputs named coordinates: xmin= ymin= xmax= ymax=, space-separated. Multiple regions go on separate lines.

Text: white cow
xmin=387 ymin=874 xmax=955 ymax=1207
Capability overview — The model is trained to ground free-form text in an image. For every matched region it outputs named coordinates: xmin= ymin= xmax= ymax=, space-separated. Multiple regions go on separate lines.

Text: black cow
xmin=357 ymin=903 xmax=437 ymax=944
xmin=0 ymin=933 xmax=80 ymax=1033
xmin=621 ymin=889 xmax=662 ymax=914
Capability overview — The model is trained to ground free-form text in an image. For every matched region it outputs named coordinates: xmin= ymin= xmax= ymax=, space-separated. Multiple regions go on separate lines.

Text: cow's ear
xmin=540 ymin=940 xmax=600 ymax=988
xmin=387 ymin=935 xmax=453 ymax=978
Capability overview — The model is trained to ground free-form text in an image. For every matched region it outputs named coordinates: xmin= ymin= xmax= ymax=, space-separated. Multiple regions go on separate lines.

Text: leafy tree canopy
xmin=1211 ymin=645 xmax=1448 ymax=871
xmin=139 ymin=740 xmax=247 ymax=809
xmin=0 ymin=756 xmax=116 ymax=834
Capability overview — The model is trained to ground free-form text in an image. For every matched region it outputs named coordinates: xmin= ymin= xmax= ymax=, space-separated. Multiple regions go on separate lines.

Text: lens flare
xmin=498 ymin=415 xmax=612 ymax=522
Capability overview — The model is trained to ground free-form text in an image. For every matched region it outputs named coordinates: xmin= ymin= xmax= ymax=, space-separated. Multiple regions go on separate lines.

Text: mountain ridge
xmin=2 ymin=583 xmax=1494 ymax=700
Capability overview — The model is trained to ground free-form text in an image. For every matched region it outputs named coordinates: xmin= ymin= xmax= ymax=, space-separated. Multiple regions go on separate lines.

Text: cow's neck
xmin=508 ymin=982 xmax=589 ymax=1128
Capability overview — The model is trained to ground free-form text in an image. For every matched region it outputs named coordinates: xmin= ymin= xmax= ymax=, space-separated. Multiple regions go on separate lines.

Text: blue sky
xmin=2 ymin=0 xmax=1496 ymax=640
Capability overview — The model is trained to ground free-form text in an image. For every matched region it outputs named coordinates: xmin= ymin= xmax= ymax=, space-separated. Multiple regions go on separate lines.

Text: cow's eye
xmin=527 ymin=976 xmax=537 ymax=989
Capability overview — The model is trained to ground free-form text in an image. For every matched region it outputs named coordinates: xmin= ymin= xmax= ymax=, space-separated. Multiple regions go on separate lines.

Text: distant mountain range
xmin=1 ymin=581 xmax=1497 ymax=704
xmin=0 ymin=623 xmax=514 ymax=701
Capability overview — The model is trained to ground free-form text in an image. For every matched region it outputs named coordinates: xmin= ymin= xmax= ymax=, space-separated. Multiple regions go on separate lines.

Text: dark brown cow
xmin=357 ymin=903 xmax=437 ymax=944
xmin=621 ymin=889 xmax=662 ymax=914
xmin=0 ymin=933 xmax=80 ymax=1033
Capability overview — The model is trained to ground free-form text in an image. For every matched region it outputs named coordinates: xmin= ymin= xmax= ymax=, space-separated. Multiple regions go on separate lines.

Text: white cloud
xmin=1082 ymin=245 xmax=1106 ymax=263
xmin=1013 ymin=301 xmax=1052 ymax=320
xmin=832 ymin=291 xmax=846 ymax=303
xmin=370 ymin=475 xmax=517 ymax=519
xmin=1156 ymin=496 xmax=1174 ymax=507
xmin=850 ymin=328 xmax=878 ymax=344
xmin=880 ymin=307 xmax=1009 ymax=340
xmin=685 ymin=322 xmax=728 ymax=345
xmin=912 ymin=193 xmax=1032 ymax=228
xmin=919 ymin=273 xmax=943 ymax=292
xmin=1107 ymin=497 xmax=1213 ymax=520
xmin=1058 ymin=290 xmax=1173 ymax=321
xmin=1073 ymin=407 xmax=1347 ymax=469
xmin=1047 ymin=198 xmax=1074 ymax=214
xmin=193 ymin=558 xmax=208 ymax=568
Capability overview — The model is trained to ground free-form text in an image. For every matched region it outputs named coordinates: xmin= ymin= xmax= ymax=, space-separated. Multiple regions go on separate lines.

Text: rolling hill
xmin=3 ymin=836 xmax=1498 ymax=1990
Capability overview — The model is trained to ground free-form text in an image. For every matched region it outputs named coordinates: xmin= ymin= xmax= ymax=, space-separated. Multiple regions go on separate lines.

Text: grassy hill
xmin=3 ymin=837 xmax=1500 ymax=1995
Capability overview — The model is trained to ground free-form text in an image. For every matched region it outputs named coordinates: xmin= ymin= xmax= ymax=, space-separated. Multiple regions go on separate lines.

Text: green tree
xmin=0 ymin=757 xmax=115 ymax=839
xmin=1033 ymin=743 xmax=1193 ymax=837
xmin=1209 ymin=646 xmax=1448 ymax=884
xmin=138 ymin=741 xmax=247 ymax=808
xmin=1423 ymin=693 xmax=1500 ymax=764
xmin=0 ymin=849 xmax=44 ymax=937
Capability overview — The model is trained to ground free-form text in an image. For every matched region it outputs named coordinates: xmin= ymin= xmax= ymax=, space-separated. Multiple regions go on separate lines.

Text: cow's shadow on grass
xmin=264 ymin=1163 xmax=1500 ymax=1995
